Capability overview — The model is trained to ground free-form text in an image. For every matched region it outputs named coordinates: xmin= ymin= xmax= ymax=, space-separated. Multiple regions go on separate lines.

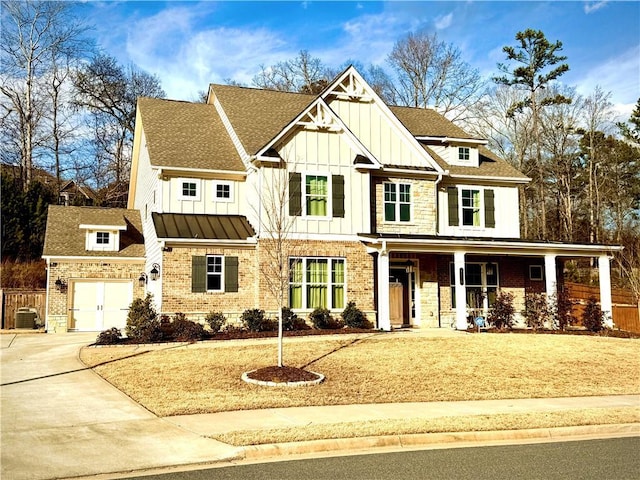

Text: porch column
xmin=454 ymin=251 xmax=467 ymax=330
xmin=544 ymin=254 xmax=557 ymax=301
xmin=377 ymin=248 xmax=391 ymax=331
xmin=598 ymin=255 xmax=614 ymax=328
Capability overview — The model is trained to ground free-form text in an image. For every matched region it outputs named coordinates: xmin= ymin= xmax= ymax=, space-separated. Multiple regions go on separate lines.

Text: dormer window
xmin=96 ymin=232 xmax=110 ymax=245
xmin=458 ymin=147 xmax=470 ymax=161
xmin=80 ymin=223 xmax=125 ymax=252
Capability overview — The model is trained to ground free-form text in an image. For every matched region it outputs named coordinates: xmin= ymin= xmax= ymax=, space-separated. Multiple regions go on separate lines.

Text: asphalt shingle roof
xmin=43 ymin=206 xmax=145 ymax=258
xmin=137 ymin=97 xmax=245 ymax=171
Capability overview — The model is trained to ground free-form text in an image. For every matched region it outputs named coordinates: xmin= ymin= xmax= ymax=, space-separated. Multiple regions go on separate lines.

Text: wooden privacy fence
xmin=566 ymin=282 xmax=640 ymax=333
xmin=1 ymin=289 xmax=46 ymax=329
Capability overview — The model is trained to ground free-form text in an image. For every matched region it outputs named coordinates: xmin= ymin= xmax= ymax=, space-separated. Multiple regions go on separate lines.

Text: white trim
xmin=416 ymin=136 xmax=489 ymax=146
xmin=289 ymin=257 xmax=347 ymax=311
xmin=212 ymin=180 xmax=234 ymax=203
xmin=302 ymin=171 xmax=332 ymax=220
xmin=383 ymin=181 xmax=413 ymax=223
xmin=177 ymin=178 xmax=201 ymax=201
xmin=529 ymin=265 xmax=544 ymax=281
xmin=160 ymin=238 xmax=257 ymax=246
xmin=42 ymin=256 xmax=145 ymax=262
xmin=158 ymin=166 xmax=247 ymax=178
xmin=79 ymin=224 xmax=126 ymax=230
xmin=206 ymin=254 xmax=225 ymax=292
xmin=449 ymin=174 xmax=531 ymax=184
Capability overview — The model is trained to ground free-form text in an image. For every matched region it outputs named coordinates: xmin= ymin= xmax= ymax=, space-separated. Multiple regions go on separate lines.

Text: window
xmin=213 ymin=181 xmax=233 ymax=202
xmin=305 ymin=175 xmax=328 ymax=216
xmin=96 ymin=232 xmax=110 ymax=244
xmin=384 ymin=182 xmax=411 ymax=222
xmin=529 ymin=265 xmax=544 ymax=281
xmin=289 ymin=258 xmax=345 ymax=309
xmin=450 ymin=262 xmax=499 ymax=310
xmin=179 ymin=179 xmax=200 ymax=200
xmin=206 ymin=255 xmax=223 ymax=291
xmin=461 ymin=189 xmax=481 ymax=226
xmin=458 ymin=147 xmax=470 ymax=161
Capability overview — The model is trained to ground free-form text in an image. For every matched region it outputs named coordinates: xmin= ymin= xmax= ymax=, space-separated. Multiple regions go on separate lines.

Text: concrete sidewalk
xmin=1 ymin=332 xmax=638 ymax=480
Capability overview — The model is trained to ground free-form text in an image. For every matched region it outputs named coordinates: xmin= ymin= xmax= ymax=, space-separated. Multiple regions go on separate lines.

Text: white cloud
xmin=435 ymin=12 xmax=453 ymax=30
xmin=584 ymin=1 xmax=609 ymax=14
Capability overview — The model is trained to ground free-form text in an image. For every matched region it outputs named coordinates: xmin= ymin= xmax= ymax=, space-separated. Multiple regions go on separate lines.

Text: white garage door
xmin=71 ymin=281 xmax=133 ymax=331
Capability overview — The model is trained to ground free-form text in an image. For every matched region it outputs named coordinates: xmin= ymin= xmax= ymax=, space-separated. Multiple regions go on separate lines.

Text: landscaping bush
xmin=95 ymin=327 xmax=121 ymax=345
xmin=487 ymin=291 xmax=515 ymax=330
xmin=582 ymin=296 xmax=605 ymax=332
xmin=341 ymin=302 xmax=372 ymax=329
xmin=524 ymin=292 xmax=552 ymax=330
xmin=171 ymin=315 xmax=205 ymax=342
xmin=205 ymin=311 xmax=227 ymax=334
xmin=282 ymin=307 xmax=310 ymax=331
xmin=309 ymin=308 xmax=344 ymax=329
xmin=241 ymin=308 xmax=277 ymax=332
xmin=553 ymin=288 xmax=575 ymax=330
xmin=125 ymin=294 xmax=164 ymax=343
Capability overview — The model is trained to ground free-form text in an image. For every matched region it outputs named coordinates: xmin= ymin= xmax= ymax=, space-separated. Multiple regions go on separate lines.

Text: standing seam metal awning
xmin=152 ymin=213 xmax=256 ymax=240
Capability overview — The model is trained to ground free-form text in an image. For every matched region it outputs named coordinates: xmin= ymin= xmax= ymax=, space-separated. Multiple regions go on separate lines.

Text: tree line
xmin=1 ymin=2 xmax=638 ymax=297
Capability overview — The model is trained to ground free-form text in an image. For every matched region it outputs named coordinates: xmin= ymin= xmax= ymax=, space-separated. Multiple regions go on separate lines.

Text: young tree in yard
xmin=494 ymin=29 xmax=571 ymax=240
xmin=386 ymin=31 xmax=484 ymax=122
xmin=255 ymin=164 xmax=301 ymax=367
xmin=0 ymin=0 xmax=88 ymax=190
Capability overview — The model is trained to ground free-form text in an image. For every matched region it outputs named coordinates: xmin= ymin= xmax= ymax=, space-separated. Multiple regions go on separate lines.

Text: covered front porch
xmin=360 ymin=235 xmax=623 ymax=331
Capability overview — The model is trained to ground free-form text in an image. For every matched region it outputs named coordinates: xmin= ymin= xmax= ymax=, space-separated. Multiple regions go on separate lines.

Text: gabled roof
xmin=43 ymin=206 xmax=145 ymax=258
xmin=137 ymin=97 xmax=244 ymax=171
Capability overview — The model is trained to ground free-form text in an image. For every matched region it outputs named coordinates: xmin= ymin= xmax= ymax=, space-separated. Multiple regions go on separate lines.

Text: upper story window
xmin=384 ymin=182 xmax=411 ymax=222
xmin=458 ymin=147 xmax=470 ymax=161
xmin=96 ymin=232 xmax=110 ymax=245
xmin=447 ymin=186 xmax=495 ymax=229
xmin=305 ymin=174 xmax=328 ymax=217
xmin=178 ymin=178 xmax=200 ymax=201
xmin=213 ymin=181 xmax=233 ymax=202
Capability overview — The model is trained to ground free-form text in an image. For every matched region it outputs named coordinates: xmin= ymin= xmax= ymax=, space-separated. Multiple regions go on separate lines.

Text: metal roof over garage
xmin=152 ymin=213 xmax=256 ymax=240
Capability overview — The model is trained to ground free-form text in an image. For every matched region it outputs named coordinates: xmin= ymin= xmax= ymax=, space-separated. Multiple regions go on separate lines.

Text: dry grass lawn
xmin=80 ymin=333 xmax=640 ymax=417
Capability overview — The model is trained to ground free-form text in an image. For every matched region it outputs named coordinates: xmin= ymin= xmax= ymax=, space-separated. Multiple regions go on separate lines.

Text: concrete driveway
xmin=1 ymin=333 xmax=239 ymax=480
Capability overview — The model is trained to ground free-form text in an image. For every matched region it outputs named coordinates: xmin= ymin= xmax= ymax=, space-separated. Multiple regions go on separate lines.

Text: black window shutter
xmin=484 ymin=189 xmax=495 ymax=228
xmin=289 ymin=172 xmax=302 ymax=216
xmin=332 ymin=174 xmax=345 ymax=218
xmin=447 ymin=187 xmax=459 ymax=226
xmin=192 ymin=256 xmax=206 ymax=293
xmin=224 ymin=256 xmax=238 ymax=292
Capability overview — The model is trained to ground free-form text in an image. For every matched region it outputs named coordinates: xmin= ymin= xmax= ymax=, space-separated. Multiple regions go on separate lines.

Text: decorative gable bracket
xmin=296 ymin=102 xmax=342 ymax=132
xmin=328 ymin=71 xmax=373 ymax=102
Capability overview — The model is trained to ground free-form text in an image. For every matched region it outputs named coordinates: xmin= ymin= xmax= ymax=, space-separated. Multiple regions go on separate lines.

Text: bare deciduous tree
xmin=253 ymin=50 xmax=328 ymax=94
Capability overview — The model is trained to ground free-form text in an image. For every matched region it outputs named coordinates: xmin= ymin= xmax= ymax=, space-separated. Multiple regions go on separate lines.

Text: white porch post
xmin=598 ymin=255 xmax=614 ymax=328
xmin=454 ymin=251 xmax=467 ymax=330
xmin=377 ymin=247 xmax=391 ymax=331
xmin=544 ymin=254 xmax=557 ymax=302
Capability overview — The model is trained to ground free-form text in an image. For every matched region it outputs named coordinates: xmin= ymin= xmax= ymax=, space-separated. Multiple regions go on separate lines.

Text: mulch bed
xmin=468 ymin=327 xmax=639 ymax=339
xmin=245 ymin=365 xmax=321 ymax=383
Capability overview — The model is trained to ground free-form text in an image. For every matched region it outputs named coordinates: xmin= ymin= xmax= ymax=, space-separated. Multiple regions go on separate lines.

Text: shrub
xmin=125 ymin=294 xmax=164 ymax=343
xmin=524 ymin=292 xmax=552 ymax=330
xmin=95 ymin=327 xmax=121 ymax=345
xmin=241 ymin=308 xmax=277 ymax=332
xmin=282 ymin=307 xmax=310 ymax=331
xmin=309 ymin=308 xmax=344 ymax=329
xmin=341 ymin=302 xmax=371 ymax=329
xmin=205 ymin=311 xmax=227 ymax=334
xmin=487 ymin=291 xmax=515 ymax=330
xmin=553 ymin=288 xmax=575 ymax=330
xmin=171 ymin=315 xmax=205 ymax=342
xmin=582 ymin=296 xmax=605 ymax=332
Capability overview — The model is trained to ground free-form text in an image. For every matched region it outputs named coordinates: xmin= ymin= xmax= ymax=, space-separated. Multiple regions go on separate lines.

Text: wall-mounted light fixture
xmin=150 ymin=263 xmax=160 ymax=281
xmin=54 ymin=277 xmax=67 ymax=292
xmin=138 ymin=273 xmax=148 ymax=288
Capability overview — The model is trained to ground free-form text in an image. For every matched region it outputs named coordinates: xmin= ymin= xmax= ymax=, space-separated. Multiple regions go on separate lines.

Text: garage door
xmin=70 ymin=281 xmax=133 ymax=331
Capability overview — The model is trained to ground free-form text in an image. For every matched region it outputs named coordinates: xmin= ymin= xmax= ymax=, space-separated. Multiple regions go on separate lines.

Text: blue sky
xmin=80 ymin=1 xmax=639 ymax=117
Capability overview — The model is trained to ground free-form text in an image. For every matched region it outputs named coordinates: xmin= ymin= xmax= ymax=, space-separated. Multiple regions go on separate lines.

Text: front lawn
xmin=80 ymin=332 xmax=640 ymax=417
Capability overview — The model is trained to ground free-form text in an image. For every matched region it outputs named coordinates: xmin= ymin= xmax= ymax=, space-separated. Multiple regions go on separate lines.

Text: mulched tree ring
xmin=242 ymin=366 xmax=325 ymax=387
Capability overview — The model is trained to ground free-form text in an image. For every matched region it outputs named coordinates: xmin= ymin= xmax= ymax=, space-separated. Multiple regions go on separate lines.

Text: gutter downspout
xmin=44 ymin=259 xmax=50 ymax=332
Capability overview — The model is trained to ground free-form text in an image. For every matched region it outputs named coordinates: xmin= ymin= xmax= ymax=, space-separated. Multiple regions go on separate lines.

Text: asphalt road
xmin=125 ymin=437 xmax=640 ymax=480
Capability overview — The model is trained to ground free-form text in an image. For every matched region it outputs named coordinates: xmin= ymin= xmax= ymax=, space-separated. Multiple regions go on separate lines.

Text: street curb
xmin=240 ymin=423 xmax=640 ymax=461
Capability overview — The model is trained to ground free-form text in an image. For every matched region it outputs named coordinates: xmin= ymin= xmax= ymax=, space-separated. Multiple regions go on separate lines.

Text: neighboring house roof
xmin=152 ymin=213 xmax=256 ymax=240
xmin=136 ymin=97 xmax=245 ymax=171
xmin=43 ymin=206 xmax=145 ymax=258
xmin=210 ymin=85 xmax=314 ymax=156
xmin=59 ymin=180 xmax=97 ymax=201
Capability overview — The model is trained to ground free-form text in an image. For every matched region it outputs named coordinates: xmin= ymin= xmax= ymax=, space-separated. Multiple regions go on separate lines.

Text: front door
xmin=389 ymin=268 xmax=411 ymax=327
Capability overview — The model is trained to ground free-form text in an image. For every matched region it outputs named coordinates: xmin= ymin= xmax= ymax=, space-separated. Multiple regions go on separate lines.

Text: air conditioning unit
xmin=15 ymin=308 xmax=38 ymax=329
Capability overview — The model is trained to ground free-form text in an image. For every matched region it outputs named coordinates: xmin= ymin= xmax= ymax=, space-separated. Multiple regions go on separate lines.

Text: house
xmin=58 ymin=180 xmax=96 ymax=206
xmin=42 ymin=66 xmax=622 ymax=332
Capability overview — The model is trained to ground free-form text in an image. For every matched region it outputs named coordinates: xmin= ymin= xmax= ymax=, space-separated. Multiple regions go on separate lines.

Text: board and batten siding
xmin=274 ymin=127 xmax=370 ymax=236
xmin=162 ymin=177 xmax=245 ymax=216
xmin=329 ymin=98 xmax=427 ymax=168
xmin=438 ymin=184 xmax=520 ymax=238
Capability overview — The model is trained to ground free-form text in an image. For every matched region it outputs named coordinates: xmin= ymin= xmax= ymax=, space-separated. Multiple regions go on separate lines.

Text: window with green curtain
xmin=306 ymin=259 xmax=328 ymax=308
xmin=331 ymin=259 xmax=345 ymax=309
xmin=462 ymin=189 xmax=481 ymax=226
xmin=305 ymin=175 xmax=328 ymax=216
xmin=289 ymin=259 xmax=303 ymax=309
